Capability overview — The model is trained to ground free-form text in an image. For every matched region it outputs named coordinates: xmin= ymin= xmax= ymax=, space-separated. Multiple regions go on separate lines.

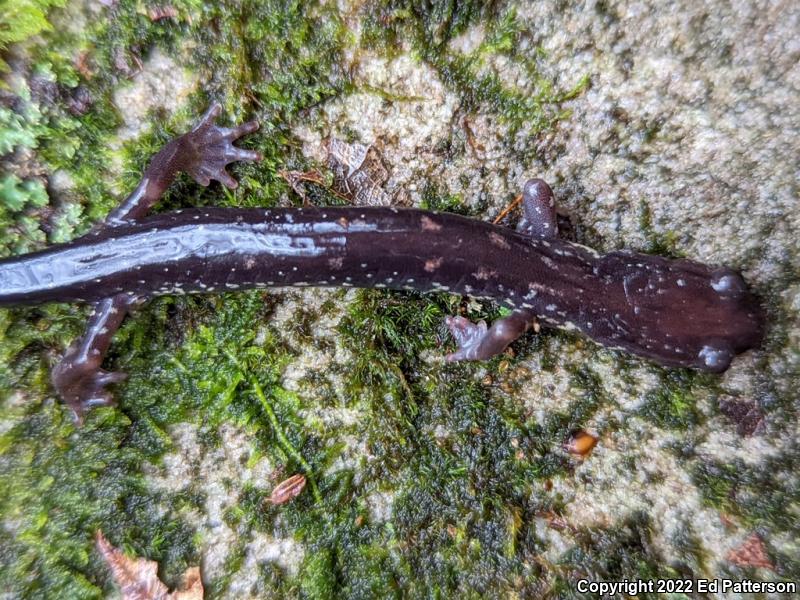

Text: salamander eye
xmin=710 ymin=269 xmax=746 ymax=298
xmin=698 ymin=343 xmax=733 ymax=372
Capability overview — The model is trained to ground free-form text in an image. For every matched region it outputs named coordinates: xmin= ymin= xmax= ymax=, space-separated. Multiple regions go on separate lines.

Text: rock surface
xmin=1 ymin=1 xmax=797 ymax=597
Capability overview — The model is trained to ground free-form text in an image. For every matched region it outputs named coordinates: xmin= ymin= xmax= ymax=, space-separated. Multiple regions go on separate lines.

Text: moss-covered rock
xmin=1 ymin=0 xmax=798 ymax=597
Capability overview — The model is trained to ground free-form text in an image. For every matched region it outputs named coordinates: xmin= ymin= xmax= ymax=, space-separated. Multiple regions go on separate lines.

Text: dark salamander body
xmin=0 ymin=105 xmax=764 ymax=422
xmin=0 ymin=206 xmax=762 ymax=370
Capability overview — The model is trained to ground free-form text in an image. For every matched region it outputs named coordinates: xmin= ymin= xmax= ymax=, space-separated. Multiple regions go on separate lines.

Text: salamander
xmin=0 ymin=104 xmax=764 ymax=422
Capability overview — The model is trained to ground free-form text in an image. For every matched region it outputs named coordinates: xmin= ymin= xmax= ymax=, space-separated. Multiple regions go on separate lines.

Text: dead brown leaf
xmin=325 ymin=138 xmax=393 ymax=206
xmin=727 ymin=532 xmax=774 ymax=570
xmin=96 ymin=530 xmax=203 ymax=599
xmin=278 ymin=169 xmax=350 ymax=204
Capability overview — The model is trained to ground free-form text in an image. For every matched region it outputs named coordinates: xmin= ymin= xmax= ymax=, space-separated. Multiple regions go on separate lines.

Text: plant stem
xmin=224 ymin=350 xmax=322 ymax=503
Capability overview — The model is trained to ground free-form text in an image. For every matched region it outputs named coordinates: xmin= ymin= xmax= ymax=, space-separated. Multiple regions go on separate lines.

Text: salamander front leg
xmin=445 ymin=179 xmax=558 ymax=361
xmin=445 ymin=309 xmax=537 ymax=361
xmin=107 ymin=102 xmax=261 ymax=223
xmin=52 ymin=295 xmax=136 ymax=424
xmin=517 ymin=178 xmax=557 ymax=239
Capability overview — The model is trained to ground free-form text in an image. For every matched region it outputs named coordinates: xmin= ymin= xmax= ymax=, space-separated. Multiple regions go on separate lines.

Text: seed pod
xmin=564 ymin=430 xmax=598 ymax=457
xmin=267 ymin=474 xmax=306 ymax=505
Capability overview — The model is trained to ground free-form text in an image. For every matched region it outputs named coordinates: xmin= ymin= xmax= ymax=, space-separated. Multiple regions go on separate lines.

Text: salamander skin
xmin=0 ymin=205 xmax=764 ymax=362
xmin=0 ymin=105 xmax=764 ymax=422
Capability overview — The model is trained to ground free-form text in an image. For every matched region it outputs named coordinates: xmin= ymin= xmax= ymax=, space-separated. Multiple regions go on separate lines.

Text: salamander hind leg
xmin=517 ymin=179 xmax=557 ymax=239
xmin=51 ymin=295 xmax=135 ymax=424
xmin=445 ymin=309 xmax=536 ymax=361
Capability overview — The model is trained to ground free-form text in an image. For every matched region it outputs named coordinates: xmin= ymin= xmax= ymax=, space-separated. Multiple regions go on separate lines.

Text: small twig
xmin=462 ymin=117 xmax=485 ymax=155
xmin=388 ymin=363 xmax=418 ymax=417
xmin=493 ymin=193 xmax=523 ymax=224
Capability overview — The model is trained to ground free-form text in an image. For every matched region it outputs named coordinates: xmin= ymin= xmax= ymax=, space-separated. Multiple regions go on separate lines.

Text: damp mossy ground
xmin=1 ymin=1 xmax=799 ymax=599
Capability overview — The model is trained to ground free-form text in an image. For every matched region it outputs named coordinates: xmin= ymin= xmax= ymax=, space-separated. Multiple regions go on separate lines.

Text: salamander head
xmin=591 ymin=255 xmax=764 ymax=372
xmin=690 ymin=268 xmax=764 ymax=372
xmin=652 ymin=267 xmax=763 ymax=372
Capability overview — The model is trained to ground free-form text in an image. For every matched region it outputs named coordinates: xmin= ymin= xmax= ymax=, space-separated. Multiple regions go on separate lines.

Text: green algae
xmin=2 ymin=0 xmax=798 ymax=598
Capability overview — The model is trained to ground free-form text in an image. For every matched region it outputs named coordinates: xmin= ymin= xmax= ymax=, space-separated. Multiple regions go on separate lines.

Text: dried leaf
xmin=267 ymin=473 xmax=306 ymax=505
xmin=718 ymin=398 xmax=764 ymax=436
xmin=327 ymin=138 xmax=370 ymax=178
xmin=325 ymin=138 xmax=392 ymax=206
xmin=148 ymin=6 xmax=179 ymax=21
xmin=727 ymin=533 xmax=774 ymax=570
xmin=564 ymin=430 xmax=599 ymax=457
xmin=278 ymin=169 xmax=348 ymax=203
xmin=96 ymin=531 xmax=204 ymax=599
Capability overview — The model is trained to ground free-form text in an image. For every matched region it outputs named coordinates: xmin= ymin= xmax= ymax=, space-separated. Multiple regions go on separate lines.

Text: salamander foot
xmin=51 ymin=361 xmax=127 ymax=425
xmin=445 ymin=309 xmax=537 ymax=361
xmin=183 ymin=102 xmax=262 ymax=189
xmin=445 ymin=316 xmax=490 ymax=361
xmin=517 ymin=179 xmax=558 ymax=239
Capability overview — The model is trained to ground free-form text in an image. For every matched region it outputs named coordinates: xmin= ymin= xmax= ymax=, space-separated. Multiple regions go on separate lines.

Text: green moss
xmin=693 ymin=450 xmax=800 ymax=532
xmin=7 ymin=0 xmax=794 ymax=596
xmin=552 ymin=512 xmax=676 ymax=599
xmin=0 ymin=173 xmax=48 ymax=255
xmin=0 ymin=0 xmax=354 ymax=594
xmin=0 ymin=98 xmax=46 ymax=154
xmin=637 ymin=369 xmax=712 ymax=430
xmin=637 ymin=200 xmax=683 ymax=257
xmin=420 ymin=181 xmax=466 ymax=214
xmin=0 ymin=402 xmax=198 ymax=599
xmin=362 ymin=1 xmax=589 ymax=139
xmin=0 ymin=0 xmax=66 ymax=73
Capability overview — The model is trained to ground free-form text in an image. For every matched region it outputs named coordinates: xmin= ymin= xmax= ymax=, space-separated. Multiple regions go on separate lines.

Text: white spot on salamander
xmin=474 ymin=267 xmax=497 ymax=280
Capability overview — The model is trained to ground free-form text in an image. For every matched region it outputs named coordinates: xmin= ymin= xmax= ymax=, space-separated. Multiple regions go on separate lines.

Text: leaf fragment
xmin=96 ymin=530 xmax=204 ymax=599
xmin=267 ymin=473 xmax=307 ymax=505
